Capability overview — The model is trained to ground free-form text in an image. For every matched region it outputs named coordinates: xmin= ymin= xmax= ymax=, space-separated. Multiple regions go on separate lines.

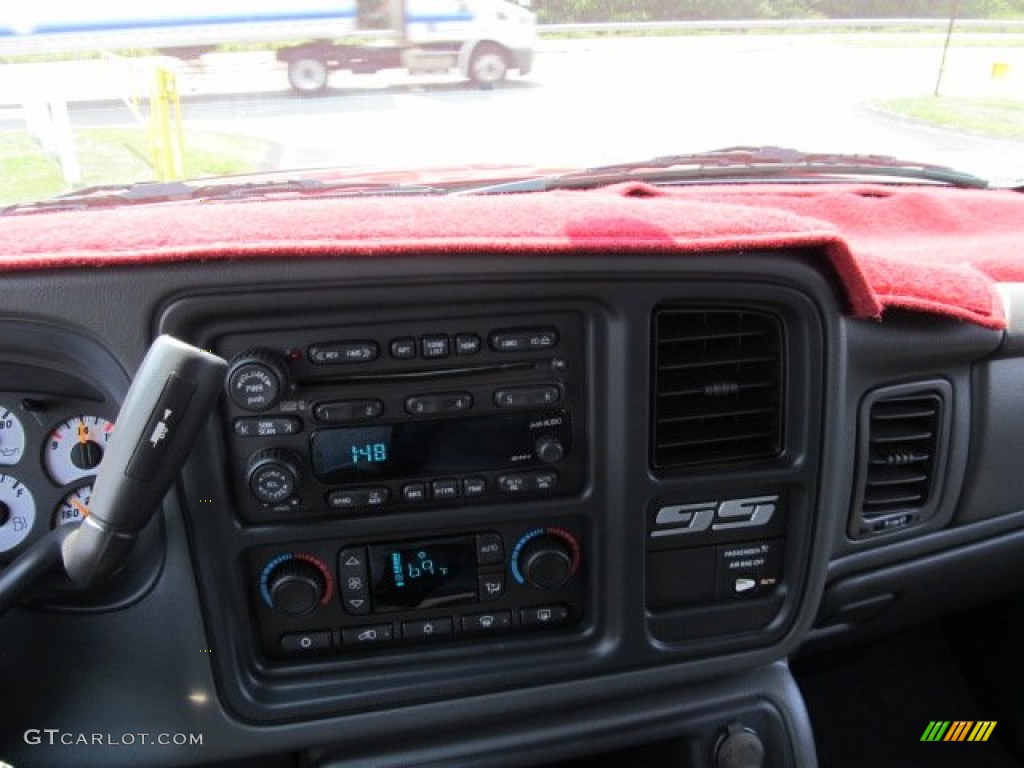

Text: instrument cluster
xmin=0 ymin=397 xmax=116 ymax=561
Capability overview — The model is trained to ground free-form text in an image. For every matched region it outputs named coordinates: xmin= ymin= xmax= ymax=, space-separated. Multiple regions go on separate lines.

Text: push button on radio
xmin=308 ymin=341 xmax=379 ymax=365
xmin=328 ymin=487 xmax=389 ymax=510
xmin=405 ymin=392 xmax=472 ymax=415
xmin=431 ymin=478 xmax=460 ymax=500
xmin=314 ymin=399 xmax=383 ymax=423
xmin=389 ymin=337 xmax=417 ymax=360
xmin=420 ymin=335 xmax=450 ymax=359
xmin=402 ymin=482 xmax=427 ymax=502
xmin=494 ymin=385 xmax=561 ymax=408
xmin=489 ymin=328 xmax=559 ymax=353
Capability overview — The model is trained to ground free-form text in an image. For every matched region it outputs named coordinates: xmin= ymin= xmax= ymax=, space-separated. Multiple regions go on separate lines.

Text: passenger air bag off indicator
xmin=714 ymin=539 xmax=784 ymax=599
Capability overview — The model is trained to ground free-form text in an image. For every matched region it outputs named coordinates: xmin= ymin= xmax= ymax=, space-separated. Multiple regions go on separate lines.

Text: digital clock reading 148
xmin=350 ymin=442 xmax=387 ymax=464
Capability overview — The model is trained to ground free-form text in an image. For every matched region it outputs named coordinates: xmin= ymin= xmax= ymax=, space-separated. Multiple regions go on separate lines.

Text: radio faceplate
xmin=217 ymin=311 xmax=586 ymax=523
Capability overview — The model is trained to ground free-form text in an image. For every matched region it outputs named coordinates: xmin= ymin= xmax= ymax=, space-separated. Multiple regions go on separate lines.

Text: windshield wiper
xmin=457 ymin=146 xmax=991 ymax=194
xmin=1 ymin=178 xmax=446 ymax=216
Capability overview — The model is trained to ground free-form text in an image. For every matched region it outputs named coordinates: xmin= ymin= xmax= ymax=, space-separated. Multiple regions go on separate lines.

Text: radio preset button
xmin=280 ymin=630 xmax=333 ymax=653
xmin=520 ymin=605 xmax=570 ymax=628
xmin=463 ymin=477 xmax=486 ymax=497
xmin=431 ymin=478 xmax=460 ymax=500
xmin=455 ymin=334 xmax=481 ymax=355
xmin=234 ymin=417 xmax=302 ymax=437
xmin=494 ymin=385 xmax=561 ymax=409
xmin=402 ymin=482 xmax=427 ymax=503
xmin=314 ymin=399 xmax=383 ymax=423
xmin=402 ymin=617 xmax=454 ymax=640
xmin=420 ymin=335 xmax=450 ymax=359
xmin=462 ymin=611 xmax=512 ymax=634
xmin=389 ymin=337 xmax=417 ymax=360
xmin=489 ymin=328 xmax=559 ymax=353
xmin=308 ymin=341 xmax=379 ymax=365
xmin=476 ymin=533 xmax=505 ymax=566
xmin=479 ymin=572 xmax=506 ymax=602
xmin=328 ymin=487 xmax=389 ymax=510
xmin=404 ymin=392 xmax=472 ymax=416
xmin=342 ymin=624 xmax=394 ymax=646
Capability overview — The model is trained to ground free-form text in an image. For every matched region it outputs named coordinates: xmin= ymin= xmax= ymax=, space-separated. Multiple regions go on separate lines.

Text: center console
xmin=157 ymin=258 xmax=828 ymax=738
xmin=214 ymin=311 xmax=588 ymax=659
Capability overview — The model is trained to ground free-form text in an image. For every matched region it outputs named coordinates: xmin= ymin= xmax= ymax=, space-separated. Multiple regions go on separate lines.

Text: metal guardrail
xmin=539 ymin=18 xmax=1024 ymax=34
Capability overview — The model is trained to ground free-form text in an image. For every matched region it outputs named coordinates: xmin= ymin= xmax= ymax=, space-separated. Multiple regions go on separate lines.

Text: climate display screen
xmin=368 ymin=537 xmax=478 ymax=611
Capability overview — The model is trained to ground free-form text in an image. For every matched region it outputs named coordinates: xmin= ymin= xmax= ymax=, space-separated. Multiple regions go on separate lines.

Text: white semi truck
xmin=0 ymin=0 xmax=536 ymax=94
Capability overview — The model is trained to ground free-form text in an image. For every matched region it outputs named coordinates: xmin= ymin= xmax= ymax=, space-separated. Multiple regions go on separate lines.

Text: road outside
xmin=1 ymin=33 xmax=1023 ymax=193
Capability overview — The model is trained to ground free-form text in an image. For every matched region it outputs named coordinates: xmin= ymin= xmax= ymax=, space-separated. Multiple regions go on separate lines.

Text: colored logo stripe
xmin=969 ymin=722 xmax=997 ymax=742
xmin=922 ymin=721 xmax=997 ymax=742
xmin=944 ymin=721 xmax=973 ymax=741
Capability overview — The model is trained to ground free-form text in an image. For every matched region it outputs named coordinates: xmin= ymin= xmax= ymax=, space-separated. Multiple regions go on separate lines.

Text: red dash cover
xmin=0 ymin=182 xmax=1022 ymax=328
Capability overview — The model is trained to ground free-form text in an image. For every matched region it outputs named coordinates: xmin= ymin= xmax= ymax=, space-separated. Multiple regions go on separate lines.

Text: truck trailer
xmin=0 ymin=0 xmax=536 ymax=94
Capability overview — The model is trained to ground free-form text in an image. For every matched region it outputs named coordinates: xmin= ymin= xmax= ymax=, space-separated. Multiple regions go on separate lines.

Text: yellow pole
xmin=149 ymin=68 xmax=185 ymax=181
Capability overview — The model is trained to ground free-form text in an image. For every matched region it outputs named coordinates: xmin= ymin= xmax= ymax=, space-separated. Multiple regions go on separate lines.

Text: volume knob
xmin=247 ymin=448 xmax=301 ymax=504
xmin=226 ymin=349 xmax=289 ymax=412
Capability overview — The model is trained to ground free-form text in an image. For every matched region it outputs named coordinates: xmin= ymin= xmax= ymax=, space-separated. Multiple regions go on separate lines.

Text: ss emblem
xmin=651 ymin=495 xmax=778 ymax=538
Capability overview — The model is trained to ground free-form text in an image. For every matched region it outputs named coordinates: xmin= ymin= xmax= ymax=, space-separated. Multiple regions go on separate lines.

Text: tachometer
xmin=0 ymin=406 xmax=26 ymax=466
xmin=44 ymin=415 xmax=114 ymax=486
xmin=54 ymin=484 xmax=92 ymax=528
xmin=0 ymin=473 xmax=36 ymax=554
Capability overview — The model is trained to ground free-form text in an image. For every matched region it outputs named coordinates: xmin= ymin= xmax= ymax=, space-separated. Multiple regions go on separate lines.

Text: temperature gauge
xmin=0 ymin=406 xmax=26 ymax=466
xmin=54 ymin=484 xmax=92 ymax=528
xmin=44 ymin=416 xmax=114 ymax=486
xmin=0 ymin=474 xmax=36 ymax=554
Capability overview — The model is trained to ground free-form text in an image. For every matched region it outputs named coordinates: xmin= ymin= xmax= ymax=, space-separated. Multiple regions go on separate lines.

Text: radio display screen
xmin=309 ymin=411 xmax=567 ymax=483
xmin=368 ymin=537 xmax=478 ymax=611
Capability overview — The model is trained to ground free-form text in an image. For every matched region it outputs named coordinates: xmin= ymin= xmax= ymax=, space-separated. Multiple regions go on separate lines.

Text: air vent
xmin=652 ymin=308 xmax=783 ymax=470
xmin=851 ymin=382 xmax=951 ymax=538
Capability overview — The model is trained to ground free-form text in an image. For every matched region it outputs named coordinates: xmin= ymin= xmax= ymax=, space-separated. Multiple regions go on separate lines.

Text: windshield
xmin=1 ymin=0 xmax=1022 ymax=204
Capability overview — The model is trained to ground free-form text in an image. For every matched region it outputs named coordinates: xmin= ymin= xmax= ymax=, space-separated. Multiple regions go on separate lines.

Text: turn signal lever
xmin=0 ymin=336 xmax=226 ymax=614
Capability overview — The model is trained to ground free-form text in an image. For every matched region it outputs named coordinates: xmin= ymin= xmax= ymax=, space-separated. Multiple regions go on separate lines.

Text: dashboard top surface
xmin=0 ymin=182 xmax=1023 ymax=328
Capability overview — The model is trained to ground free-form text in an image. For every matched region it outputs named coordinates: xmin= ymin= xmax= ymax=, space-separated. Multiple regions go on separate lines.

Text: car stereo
xmin=216 ymin=311 xmax=586 ymax=523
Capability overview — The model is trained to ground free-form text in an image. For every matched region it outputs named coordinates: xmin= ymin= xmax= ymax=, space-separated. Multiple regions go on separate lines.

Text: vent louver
xmin=652 ymin=308 xmax=783 ymax=470
xmin=852 ymin=384 xmax=949 ymax=538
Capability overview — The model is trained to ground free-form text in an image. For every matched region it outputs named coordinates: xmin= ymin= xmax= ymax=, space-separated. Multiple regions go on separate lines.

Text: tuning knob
xmin=247 ymin=448 xmax=301 ymax=504
xmin=226 ymin=349 xmax=289 ymax=411
xmin=266 ymin=558 xmax=326 ymax=616
xmin=534 ymin=434 xmax=565 ymax=464
xmin=516 ymin=530 xmax=580 ymax=590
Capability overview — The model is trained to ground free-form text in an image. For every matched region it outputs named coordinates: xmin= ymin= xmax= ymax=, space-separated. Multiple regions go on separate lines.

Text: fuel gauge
xmin=44 ymin=416 xmax=114 ymax=486
xmin=54 ymin=484 xmax=92 ymax=528
xmin=0 ymin=406 xmax=26 ymax=466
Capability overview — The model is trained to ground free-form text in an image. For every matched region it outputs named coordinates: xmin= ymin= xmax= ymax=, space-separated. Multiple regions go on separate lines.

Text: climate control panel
xmin=249 ymin=519 xmax=586 ymax=658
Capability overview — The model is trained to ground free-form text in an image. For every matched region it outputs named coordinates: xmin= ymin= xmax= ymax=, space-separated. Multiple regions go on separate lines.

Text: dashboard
xmin=1 ymin=184 xmax=1024 ymax=768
